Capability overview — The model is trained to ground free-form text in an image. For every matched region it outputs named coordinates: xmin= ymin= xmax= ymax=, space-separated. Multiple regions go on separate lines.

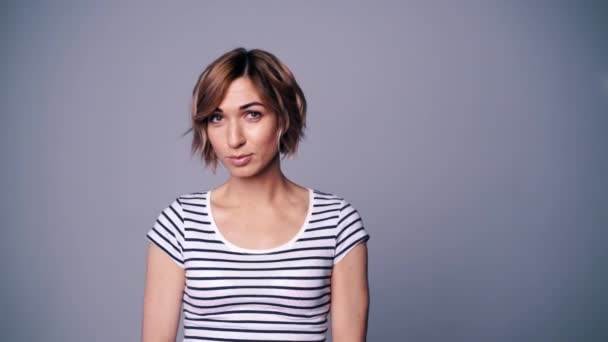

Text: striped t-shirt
xmin=146 ymin=187 xmax=370 ymax=342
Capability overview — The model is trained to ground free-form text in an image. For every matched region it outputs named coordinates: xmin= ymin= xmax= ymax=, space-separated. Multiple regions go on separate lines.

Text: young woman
xmin=142 ymin=47 xmax=370 ymax=342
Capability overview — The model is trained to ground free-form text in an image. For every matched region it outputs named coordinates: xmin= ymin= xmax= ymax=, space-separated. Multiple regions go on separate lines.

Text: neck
xmin=220 ymin=153 xmax=296 ymax=207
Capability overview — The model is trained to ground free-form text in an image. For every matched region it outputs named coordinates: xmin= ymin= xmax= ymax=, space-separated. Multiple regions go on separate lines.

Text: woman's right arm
xmin=141 ymin=243 xmax=186 ymax=342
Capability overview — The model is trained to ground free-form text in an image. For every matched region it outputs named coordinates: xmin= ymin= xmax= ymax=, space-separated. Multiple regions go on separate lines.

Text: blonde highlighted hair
xmin=183 ymin=47 xmax=307 ymax=174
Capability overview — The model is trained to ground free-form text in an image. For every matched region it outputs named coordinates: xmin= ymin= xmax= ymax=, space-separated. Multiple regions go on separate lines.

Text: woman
xmin=142 ymin=47 xmax=370 ymax=342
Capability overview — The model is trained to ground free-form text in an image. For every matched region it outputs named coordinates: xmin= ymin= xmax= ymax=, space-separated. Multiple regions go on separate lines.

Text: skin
xmin=141 ymin=76 xmax=369 ymax=341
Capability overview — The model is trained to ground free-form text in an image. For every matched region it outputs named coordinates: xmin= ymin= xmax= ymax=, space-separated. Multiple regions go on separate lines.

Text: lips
xmin=229 ymin=154 xmax=252 ymax=159
xmin=227 ymin=153 xmax=253 ymax=167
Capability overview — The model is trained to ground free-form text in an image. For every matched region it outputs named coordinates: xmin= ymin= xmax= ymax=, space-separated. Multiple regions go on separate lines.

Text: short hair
xmin=184 ymin=47 xmax=307 ymax=174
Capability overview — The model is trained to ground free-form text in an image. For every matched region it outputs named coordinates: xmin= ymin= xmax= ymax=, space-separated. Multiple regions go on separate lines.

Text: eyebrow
xmin=214 ymin=101 xmax=265 ymax=113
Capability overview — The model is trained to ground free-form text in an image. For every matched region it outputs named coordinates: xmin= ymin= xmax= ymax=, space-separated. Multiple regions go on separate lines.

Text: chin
xmin=227 ymin=165 xmax=259 ymax=178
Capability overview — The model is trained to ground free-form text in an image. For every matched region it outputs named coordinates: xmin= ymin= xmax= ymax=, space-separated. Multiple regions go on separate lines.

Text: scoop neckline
xmin=206 ymin=187 xmax=314 ymax=254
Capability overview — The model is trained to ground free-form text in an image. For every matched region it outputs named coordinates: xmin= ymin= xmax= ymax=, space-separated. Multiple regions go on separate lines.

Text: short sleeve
xmin=334 ymin=198 xmax=370 ymax=264
xmin=146 ymin=198 xmax=186 ymax=268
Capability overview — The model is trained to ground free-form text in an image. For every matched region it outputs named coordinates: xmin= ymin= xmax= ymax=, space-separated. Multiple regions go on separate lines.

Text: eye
xmin=247 ymin=111 xmax=262 ymax=119
xmin=208 ymin=113 xmax=222 ymax=123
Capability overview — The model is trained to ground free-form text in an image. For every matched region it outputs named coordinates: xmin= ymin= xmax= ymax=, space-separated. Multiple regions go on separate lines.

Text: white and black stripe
xmin=146 ymin=188 xmax=370 ymax=341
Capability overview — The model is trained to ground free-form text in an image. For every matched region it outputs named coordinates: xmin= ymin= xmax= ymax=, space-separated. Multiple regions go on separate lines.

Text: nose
xmin=226 ymin=120 xmax=246 ymax=150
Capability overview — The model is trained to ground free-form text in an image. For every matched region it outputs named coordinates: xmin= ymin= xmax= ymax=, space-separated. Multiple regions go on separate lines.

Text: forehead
xmin=218 ymin=77 xmax=262 ymax=108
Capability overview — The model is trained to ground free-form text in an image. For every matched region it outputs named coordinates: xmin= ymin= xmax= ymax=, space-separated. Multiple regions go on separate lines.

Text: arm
xmin=141 ymin=243 xmax=186 ymax=342
xmin=330 ymin=242 xmax=370 ymax=342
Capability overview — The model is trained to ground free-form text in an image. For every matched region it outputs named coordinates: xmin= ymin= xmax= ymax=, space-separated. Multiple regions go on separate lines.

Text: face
xmin=206 ymin=77 xmax=280 ymax=178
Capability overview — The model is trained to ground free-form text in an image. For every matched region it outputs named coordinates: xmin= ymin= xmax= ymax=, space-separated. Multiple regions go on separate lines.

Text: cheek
xmin=260 ymin=128 xmax=280 ymax=150
xmin=206 ymin=129 xmax=222 ymax=151
xmin=251 ymin=118 xmax=279 ymax=146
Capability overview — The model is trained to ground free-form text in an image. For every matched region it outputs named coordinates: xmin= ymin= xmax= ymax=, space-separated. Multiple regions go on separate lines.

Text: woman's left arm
xmin=330 ymin=242 xmax=370 ymax=342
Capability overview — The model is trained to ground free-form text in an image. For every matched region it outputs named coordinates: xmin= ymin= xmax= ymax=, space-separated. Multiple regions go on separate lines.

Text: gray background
xmin=1 ymin=0 xmax=607 ymax=341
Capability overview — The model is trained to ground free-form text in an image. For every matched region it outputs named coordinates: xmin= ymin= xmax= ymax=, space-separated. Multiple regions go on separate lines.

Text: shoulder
xmin=310 ymin=188 xmax=367 ymax=227
xmin=311 ymin=188 xmax=361 ymax=211
xmin=312 ymin=189 xmax=370 ymax=264
xmin=176 ymin=189 xmax=209 ymax=201
xmin=165 ymin=189 xmax=209 ymax=207
xmin=154 ymin=190 xmax=209 ymax=218
xmin=311 ymin=188 xmax=344 ymax=201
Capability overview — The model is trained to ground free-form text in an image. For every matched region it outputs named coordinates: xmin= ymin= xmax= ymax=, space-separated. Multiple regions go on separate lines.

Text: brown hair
xmin=183 ymin=47 xmax=307 ymax=174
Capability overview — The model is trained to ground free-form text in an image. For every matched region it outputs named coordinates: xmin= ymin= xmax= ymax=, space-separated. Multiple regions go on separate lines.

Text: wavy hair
xmin=183 ymin=47 xmax=307 ymax=174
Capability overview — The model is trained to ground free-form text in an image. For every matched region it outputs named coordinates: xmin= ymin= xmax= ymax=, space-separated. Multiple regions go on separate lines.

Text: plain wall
xmin=1 ymin=0 xmax=607 ymax=341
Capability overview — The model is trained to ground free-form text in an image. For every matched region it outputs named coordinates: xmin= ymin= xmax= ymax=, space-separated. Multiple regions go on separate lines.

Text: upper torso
xmin=146 ymin=187 xmax=370 ymax=341
xmin=208 ymin=185 xmax=310 ymax=251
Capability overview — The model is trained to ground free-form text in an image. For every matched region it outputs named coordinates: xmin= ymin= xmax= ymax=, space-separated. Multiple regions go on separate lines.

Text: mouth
xmin=228 ymin=153 xmax=253 ymax=160
xmin=227 ymin=153 xmax=253 ymax=167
